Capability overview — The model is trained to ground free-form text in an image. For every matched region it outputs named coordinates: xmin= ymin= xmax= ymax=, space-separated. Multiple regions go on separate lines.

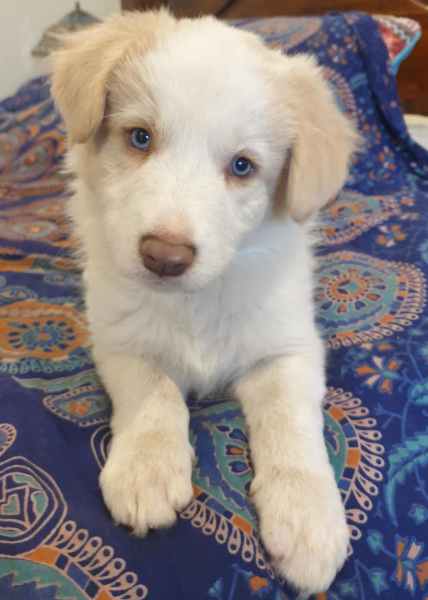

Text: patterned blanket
xmin=0 ymin=12 xmax=428 ymax=600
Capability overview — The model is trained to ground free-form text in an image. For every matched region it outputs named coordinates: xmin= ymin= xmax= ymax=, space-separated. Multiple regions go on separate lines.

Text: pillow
xmin=234 ymin=14 xmax=421 ymax=74
xmin=374 ymin=15 xmax=421 ymax=74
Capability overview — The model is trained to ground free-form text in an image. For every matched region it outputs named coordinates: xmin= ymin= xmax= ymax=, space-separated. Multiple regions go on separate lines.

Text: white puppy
xmin=52 ymin=9 xmax=357 ymax=594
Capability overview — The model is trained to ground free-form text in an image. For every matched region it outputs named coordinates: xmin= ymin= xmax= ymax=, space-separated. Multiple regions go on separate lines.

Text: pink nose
xmin=139 ymin=235 xmax=196 ymax=277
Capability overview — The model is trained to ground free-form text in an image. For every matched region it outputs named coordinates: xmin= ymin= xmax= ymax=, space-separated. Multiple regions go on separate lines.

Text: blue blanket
xmin=0 ymin=12 xmax=428 ymax=600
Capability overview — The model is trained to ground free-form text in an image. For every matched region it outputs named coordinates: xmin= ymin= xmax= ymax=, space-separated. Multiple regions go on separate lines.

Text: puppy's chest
xmin=90 ymin=271 xmax=311 ymax=395
xmin=106 ymin=290 xmax=275 ymax=395
xmin=131 ymin=299 xmax=246 ymax=393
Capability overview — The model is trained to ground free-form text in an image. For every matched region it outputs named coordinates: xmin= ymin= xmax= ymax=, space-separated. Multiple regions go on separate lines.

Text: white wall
xmin=0 ymin=1 xmax=120 ymax=99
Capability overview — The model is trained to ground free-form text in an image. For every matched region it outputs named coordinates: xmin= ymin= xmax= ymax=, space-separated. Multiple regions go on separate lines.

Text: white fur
xmin=52 ymin=10 xmax=357 ymax=594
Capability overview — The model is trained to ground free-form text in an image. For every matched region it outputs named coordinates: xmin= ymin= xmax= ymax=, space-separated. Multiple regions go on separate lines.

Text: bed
xmin=1 ymin=6 xmax=428 ymax=600
xmin=124 ymin=0 xmax=428 ymax=115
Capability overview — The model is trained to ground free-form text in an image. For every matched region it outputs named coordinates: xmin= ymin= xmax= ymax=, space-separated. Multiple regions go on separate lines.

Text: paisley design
xmin=190 ymin=403 xmax=254 ymax=525
xmin=182 ymin=387 xmax=384 ymax=569
xmin=316 ymin=251 xmax=425 ymax=348
xmin=0 ymin=197 xmax=70 ymax=246
xmin=0 ymin=94 xmax=65 ymax=202
xmin=324 ymin=388 xmax=384 ymax=543
xmin=184 ymin=402 xmax=265 ymax=569
xmin=9 ymin=136 xmax=64 ymax=182
xmin=0 ymin=283 xmax=37 ymax=307
xmin=44 ymin=384 xmax=110 ymax=427
xmin=10 ymin=370 xmax=110 ymax=427
xmin=91 ymin=425 xmax=111 ymax=470
xmin=0 ymin=424 xmax=16 ymax=459
xmin=92 ymin=405 xmax=269 ymax=572
xmin=14 ymin=368 xmax=99 ymax=394
xmin=319 ymin=191 xmax=402 ymax=246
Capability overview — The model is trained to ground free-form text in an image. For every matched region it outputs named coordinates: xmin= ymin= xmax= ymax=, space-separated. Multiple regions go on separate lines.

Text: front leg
xmin=95 ymin=351 xmax=194 ymax=536
xmin=235 ymin=352 xmax=348 ymax=594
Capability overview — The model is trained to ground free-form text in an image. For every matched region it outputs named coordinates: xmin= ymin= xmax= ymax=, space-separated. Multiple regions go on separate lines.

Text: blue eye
xmin=230 ymin=156 xmax=254 ymax=178
xmin=130 ymin=128 xmax=151 ymax=151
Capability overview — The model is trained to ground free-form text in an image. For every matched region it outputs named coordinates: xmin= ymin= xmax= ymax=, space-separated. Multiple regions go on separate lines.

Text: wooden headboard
xmin=121 ymin=0 xmax=428 ymax=115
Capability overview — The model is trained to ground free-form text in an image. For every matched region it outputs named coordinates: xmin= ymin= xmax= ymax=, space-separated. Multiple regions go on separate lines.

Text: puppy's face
xmin=53 ymin=11 xmax=357 ymax=291
xmin=95 ymin=22 xmax=289 ymax=290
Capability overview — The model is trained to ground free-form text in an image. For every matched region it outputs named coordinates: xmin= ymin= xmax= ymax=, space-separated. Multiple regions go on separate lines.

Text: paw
xmin=252 ymin=468 xmax=349 ymax=594
xmin=100 ymin=430 xmax=194 ymax=536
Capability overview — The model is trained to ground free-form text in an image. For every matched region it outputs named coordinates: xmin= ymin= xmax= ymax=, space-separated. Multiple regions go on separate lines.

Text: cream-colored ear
xmin=51 ymin=10 xmax=175 ymax=145
xmin=278 ymin=55 xmax=359 ymax=222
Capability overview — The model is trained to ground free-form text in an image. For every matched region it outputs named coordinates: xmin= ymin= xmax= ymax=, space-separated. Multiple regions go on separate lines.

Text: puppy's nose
xmin=139 ymin=235 xmax=196 ymax=277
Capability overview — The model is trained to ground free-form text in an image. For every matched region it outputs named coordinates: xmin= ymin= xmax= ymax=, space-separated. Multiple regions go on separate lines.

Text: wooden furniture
xmin=122 ymin=0 xmax=428 ymax=115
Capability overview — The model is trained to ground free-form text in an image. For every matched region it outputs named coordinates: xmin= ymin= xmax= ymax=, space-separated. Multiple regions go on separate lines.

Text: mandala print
xmin=0 ymin=300 xmax=88 ymax=364
xmin=316 ymin=251 xmax=425 ymax=348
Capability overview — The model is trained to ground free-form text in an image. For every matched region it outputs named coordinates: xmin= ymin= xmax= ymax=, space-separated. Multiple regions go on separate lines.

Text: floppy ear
xmin=51 ymin=10 xmax=175 ymax=145
xmin=277 ymin=55 xmax=359 ymax=222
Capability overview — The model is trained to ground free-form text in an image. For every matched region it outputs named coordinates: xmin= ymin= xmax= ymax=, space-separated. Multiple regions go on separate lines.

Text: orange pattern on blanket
xmin=0 ymin=300 xmax=88 ymax=360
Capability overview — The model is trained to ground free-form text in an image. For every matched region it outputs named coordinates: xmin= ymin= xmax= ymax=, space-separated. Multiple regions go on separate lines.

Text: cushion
xmin=234 ymin=14 xmax=421 ymax=74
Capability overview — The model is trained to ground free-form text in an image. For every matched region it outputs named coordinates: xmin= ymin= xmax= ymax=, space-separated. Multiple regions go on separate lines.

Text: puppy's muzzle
xmin=139 ymin=235 xmax=196 ymax=277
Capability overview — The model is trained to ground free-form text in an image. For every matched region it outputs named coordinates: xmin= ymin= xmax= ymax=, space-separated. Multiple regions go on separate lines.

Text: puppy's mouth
xmin=137 ymin=250 xmax=229 ymax=293
xmin=139 ymin=263 xmax=221 ymax=294
xmin=140 ymin=268 xmax=194 ymax=293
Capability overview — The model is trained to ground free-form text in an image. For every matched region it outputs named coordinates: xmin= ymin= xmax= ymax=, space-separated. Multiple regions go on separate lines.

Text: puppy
xmin=52 ymin=9 xmax=357 ymax=594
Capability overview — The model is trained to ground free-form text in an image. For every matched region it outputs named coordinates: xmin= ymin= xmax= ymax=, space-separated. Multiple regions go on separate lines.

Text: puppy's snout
xmin=139 ymin=235 xmax=196 ymax=277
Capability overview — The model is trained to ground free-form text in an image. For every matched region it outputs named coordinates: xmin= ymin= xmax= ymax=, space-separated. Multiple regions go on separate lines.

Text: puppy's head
xmin=52 ymin=10 xmax=357 ymax=290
